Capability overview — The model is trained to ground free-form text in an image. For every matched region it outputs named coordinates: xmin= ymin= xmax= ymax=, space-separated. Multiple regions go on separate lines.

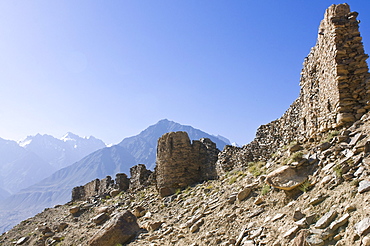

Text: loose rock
xmin=315 ymin=211 xmax=337 ymax=229
xmin=88 ymin=211 xmax=140 ymax=246
xmin=265 ymin=166 xmax=307 ymax=191
xmin=354 ymin=217 xmax=370 ymax=236
xmin=358 ymin=180 xmax=370 ymax=193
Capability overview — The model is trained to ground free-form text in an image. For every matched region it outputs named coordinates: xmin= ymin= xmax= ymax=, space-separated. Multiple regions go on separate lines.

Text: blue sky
xmin=0 ymin=1 xmax=369 ymax=146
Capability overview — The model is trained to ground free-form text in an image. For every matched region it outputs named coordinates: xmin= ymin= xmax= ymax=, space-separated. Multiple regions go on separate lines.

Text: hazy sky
xmin=0 ymin=1 xmax=370 ymax=145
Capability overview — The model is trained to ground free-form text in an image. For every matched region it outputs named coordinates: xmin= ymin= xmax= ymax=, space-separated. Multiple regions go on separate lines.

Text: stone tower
xmin=300 ymin=3 xmax=370 ymax=136
xmin=156 ymin=131 xmax=219 ymax=197
xmin=216 ymin=4 xmax=370 ymax=172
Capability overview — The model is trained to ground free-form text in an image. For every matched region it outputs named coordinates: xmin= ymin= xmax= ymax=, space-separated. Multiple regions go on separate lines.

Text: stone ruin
xmin=72 ymin=173 xmax=129 ymax=201
xmin=217 ymin=3 xmax=370 ymax=173
xmin=71 ymin=164 xmax=155 ymax=201
xmin=71 ymin=132 xmax=219 ymax=200
xmin=129 ymin=164 xmax=155 ymax=192
xmin=156 ymin=131 xmax=219 ymax=197
xmin=71 ymin=4 xmax=370 ymax=198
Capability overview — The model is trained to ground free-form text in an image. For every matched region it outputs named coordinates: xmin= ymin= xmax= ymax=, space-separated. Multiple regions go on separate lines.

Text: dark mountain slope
xmin=119 ymin=119 xmax=229 ymax=169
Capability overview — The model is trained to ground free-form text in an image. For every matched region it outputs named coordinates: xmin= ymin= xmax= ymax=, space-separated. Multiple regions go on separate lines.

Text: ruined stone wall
xmin=71 ymin=173 xmax=130 ymax=201
xmin=301 ymin=3 xmax=370 ymax=134
xmin=98 ymin=176 xmax=114 ymax=196
xmin=72 ymin=179 xmax=99 ymax=201
xmin=115 ymin=173 xmax=130 ymax=191
xmin=198 ymin=138 xmax=219 ymax=180
xmin=216 ymin=4 xmax=370 ymax=173
xmin=156 ymin=132 xmax=219 ymax=197
xmin=129 ymin=164 xmax=154 ymax=191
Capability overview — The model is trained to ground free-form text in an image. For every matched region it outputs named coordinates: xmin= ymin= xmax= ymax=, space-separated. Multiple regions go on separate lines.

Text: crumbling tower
xmin=300 ymin=3 xmax=370 ymax=137
xmin=156 ymin=131 xmax=219 ymax=197
xmin=216 ymin=3 xmax=370 ymax=173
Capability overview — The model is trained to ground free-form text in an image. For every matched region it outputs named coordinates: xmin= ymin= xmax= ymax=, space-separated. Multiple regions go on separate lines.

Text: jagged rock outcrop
xmin=217 ymin=3 xmax=370 ymax=173
xmin=156 ymin=131 xmax=219 ymax=197
xmin=72 ymin=173 xmax=129 ymax=201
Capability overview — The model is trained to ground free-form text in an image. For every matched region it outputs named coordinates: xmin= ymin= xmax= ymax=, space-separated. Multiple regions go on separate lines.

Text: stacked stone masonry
xmin=216 ymin=3 xmax=370 ymax=173
xmin=129 ymin=164 xmax=155 ymax=191
xmin=72 ymin=173 xmax=129 ymax=201
xmin=156 ymin=131 xmax=219 ymax=197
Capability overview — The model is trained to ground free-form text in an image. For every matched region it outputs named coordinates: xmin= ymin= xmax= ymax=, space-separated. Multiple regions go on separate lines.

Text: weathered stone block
xmin=129 ymin=164 xmax=153 ymax=191
xmin=88 ymin=211 xmax=140 ymax=246
xmin=265 ymin=166 xmax=307 ymax=191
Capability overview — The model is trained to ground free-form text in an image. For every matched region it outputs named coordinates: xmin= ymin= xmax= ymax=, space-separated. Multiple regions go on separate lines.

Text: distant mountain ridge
xmin=19 ymin=132 xmax=106 ymax=169
xmin=118 ymin=119 xmax=230 ymax=170
xmin=0 ymin=138 xmax=55 ymax=196
xmin=0 ymin=119 xmax=230 ymax=233
xmin=0 ymin=133 xmax=106 ymax=197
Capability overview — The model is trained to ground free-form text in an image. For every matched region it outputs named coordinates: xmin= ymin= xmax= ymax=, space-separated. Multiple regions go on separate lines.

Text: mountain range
xmin=0 ymin=119 xmax=230 ymax=233
xmin=19 ymin=132 xmax=107 ymax=170
xmin=0 ymin=133 xmax=106 ymax=198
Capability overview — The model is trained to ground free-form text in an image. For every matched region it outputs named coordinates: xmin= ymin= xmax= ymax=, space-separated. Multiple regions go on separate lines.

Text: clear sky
xmin=0 ymin=1 xmax=369 ymax=146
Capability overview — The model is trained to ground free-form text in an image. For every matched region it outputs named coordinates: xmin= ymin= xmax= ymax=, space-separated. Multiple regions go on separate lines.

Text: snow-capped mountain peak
xmin=61 ymin=132 xmax=81 ymax=142
xmin=18 ymin=137 xmax=33 ymax=147
xmin=15 ymin=133 xmax=106 ymax=169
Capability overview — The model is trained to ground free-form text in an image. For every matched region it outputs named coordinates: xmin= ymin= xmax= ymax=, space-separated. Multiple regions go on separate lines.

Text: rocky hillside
xmin=0 ymin=145 xmax=136 ymax=234
xmin=0 ymin=119 xmax=229 ymax=234
xmin=1 ymin=3 xmax=370 ymax=246
xmin=1 ymin=115 xmax=370 ymax=245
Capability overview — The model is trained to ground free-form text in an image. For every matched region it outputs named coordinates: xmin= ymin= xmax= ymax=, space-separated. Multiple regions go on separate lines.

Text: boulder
xmin=293 ymin=210 xmax=305 ymax=222
xmin=91 ymin=213 xmax=109 ymax=225
xmin=133 ymin=206 xmax=146 ymax=218
xmin=305 ymin=234 xmax=324 ymax=246
xmin=363 ymin=236 xmax=370 ymax=246
xmin=283 ymin=225 xmax=299 ymax=239
xmin=265 ymin=166 xmax=307 ymax=190
xmin=110 ymin=189 xmax=121 ymax=197
xmin=69 ymin=206 xmax=80 ymax=214
xmin=289 ymin=144 xmax=303 ymax=154
xmin=329 ymin=213 xmax=350 ymax=231
xmin=88 ymin=211 xmax=140 ymax=246
xmin=317 ymin=142 xmax=331 ymax=151
xmin=237 ymin=187 xmax=251 ymax=202
xmin=355 ymin=217 xmax=370 ymax=236
xmin=315 ymin=211 xmax=337 ymax=229
xmin=56 ymin=222 xmax=68 ymax=232
xmin=16 ymin=237 xmax=29 ymax=245
xmin=146 ymin=221 xmax=163 ymax=231
xmin=358 ymin=180 xmax=370 ymax=193
xmin=292 ymin=229 xmax=309 ymax=246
